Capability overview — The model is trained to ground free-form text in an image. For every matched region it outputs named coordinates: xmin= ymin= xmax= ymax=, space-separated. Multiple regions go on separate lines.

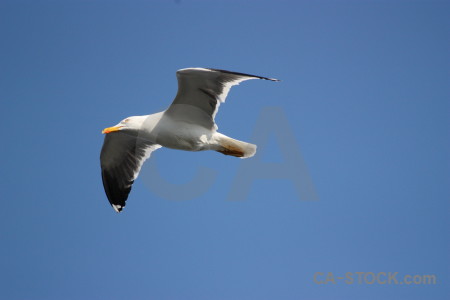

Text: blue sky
xmin=1 ymin=0 xmax=449 ymax=299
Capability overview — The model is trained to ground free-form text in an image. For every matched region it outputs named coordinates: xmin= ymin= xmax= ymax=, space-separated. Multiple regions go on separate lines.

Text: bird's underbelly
xmin=154 ymin=122 xmax=213 ymax=151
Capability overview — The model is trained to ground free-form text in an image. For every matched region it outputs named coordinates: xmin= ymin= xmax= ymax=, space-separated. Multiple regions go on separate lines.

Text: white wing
xmin=165 ymin=68 xmax=279 ymax=130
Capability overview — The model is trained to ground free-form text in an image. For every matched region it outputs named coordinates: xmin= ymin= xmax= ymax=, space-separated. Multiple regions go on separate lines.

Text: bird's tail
xmin=214 ymin=133 xmax=257 ymax=158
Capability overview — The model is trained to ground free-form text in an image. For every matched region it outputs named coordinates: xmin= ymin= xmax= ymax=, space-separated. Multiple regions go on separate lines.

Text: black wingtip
xmin=112 ymin=204 xmax=123 ymax=213
xmin=207 ymin=68 xmax=280 ymax=82
xmin=259 ymin=76 xmax=281 ymax=82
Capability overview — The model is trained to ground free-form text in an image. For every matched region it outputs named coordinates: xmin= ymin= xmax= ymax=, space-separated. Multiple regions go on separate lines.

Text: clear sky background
xmin=1 ymin=1 xmax=449 ymax=299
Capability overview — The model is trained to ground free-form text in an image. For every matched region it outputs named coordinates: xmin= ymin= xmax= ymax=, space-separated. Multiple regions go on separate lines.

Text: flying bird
xmin=100 ymin=68 xmax=279 ymax=212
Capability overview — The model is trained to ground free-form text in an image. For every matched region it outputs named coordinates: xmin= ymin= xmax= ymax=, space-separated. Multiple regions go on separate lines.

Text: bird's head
xmin=102 ymin=116 xmax=145 ymax=134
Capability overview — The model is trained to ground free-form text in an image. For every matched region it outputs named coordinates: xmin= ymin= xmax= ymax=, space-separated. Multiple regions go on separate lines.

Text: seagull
xmin=100 ymin=68 xmax=279 ymax=212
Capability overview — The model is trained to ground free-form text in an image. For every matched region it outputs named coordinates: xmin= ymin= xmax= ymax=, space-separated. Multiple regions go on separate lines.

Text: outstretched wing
xmin=165 ymin=68 xmax=279 ymax=130
xmin=100 ymin=131 xmax=161 ymax=212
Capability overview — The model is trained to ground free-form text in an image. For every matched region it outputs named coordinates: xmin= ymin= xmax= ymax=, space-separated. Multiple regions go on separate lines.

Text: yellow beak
xmin=102 ymin=126 xmax=122 ymax=134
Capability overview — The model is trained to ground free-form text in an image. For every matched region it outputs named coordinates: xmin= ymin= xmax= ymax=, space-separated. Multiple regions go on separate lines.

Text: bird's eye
xmin=123 ymin=119 xmax=129 ymax=123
